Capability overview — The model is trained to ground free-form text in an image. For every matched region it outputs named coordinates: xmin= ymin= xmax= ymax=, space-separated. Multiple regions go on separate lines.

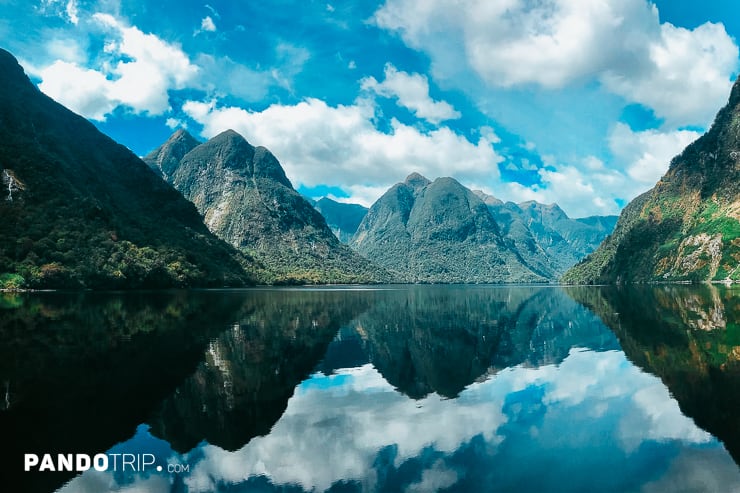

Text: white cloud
xmin=407 ymin=460 xmax=458 ymax=493
xmin=496 ymin=161 xmax=627 ymax=217
xmin=609 ymin=123 xmax=700 ymax=186
xmin=200 ymin=16 xmax=217 ymax=32
xmin=44 ymin=37 xmax=87 ymax=64
xmin=205 ymin=4 xmax=220 ymax=18
xmin=182 ymin=98 xmax=502 ymax=206
xmin=36 ymin=13 xmax=199 ymax=120
xmin=38 ymin=60 xmax=116 ymax=120
xmin=165 ymin=117 xmax=186 ymax=129
xmin=501 ymin=122 xmax=697 ymax=216
xmin=602 ymin=22 xmax=739 ymax=127
xmin=94 ymin=13 xmax=199 ymax=112
xmin=361 ymin=63 xmax=460 ymax=124
xmin=374 ymin=0 xmax=739 ymax=127
xmin=194 ymin=54 xmax=275 ymax=102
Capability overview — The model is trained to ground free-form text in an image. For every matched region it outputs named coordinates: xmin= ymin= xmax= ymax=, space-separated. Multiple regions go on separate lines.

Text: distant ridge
xmin=313 ymin=197 xmax=368 ymax=244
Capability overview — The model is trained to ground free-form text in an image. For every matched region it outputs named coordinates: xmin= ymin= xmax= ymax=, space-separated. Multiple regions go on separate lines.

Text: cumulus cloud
xmin=36 ymin=13 xmax=199 ymax=120
xmin=602 ymin=22 xmax=739 ymax=127
xmin=497 ymin=160 xmax=627 ymax=217
xmin=373 ymin=0 xmax=738 ymax=128
xmin=38 ymin=60 xmax=116 ymax=120
xmin=609 ymin=123 xmax=700 ymax=185
xmin=361 ymin=63 xmax=461 ymax=124
xmin=181 ymin=98 xmax=502 ymax=206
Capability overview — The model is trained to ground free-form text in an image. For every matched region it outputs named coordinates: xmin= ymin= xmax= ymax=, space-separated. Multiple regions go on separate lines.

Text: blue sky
xmin=1 ymin=0 xmax=739 ymax=217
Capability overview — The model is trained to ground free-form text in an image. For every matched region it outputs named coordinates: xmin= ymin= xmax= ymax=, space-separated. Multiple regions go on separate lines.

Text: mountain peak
xmin=727 ymin=75 xmax=740 ymax=108
xmin=564 ymin=74 xmax=740 ymax=284
xmin=0 ymin=49 xmax=26 ymax=85
xmin=210 ymin=129 xmax=251 ymax=147
xmin=404 ymin=172 xmax=431 ymax=189
xmin=473 ymin=190 xmax=503 ymax=206
xmin=168 ymin=128 xmax=196 ymax=142
xmin=143 ymin=129 xmax=201 ymax=180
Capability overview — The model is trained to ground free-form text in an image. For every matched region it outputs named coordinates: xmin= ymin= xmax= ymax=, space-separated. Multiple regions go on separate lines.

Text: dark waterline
xmin=1 ymin=285 xmax=738 ymax=492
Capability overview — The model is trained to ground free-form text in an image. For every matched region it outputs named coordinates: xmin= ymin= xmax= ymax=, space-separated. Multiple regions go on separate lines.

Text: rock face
xmin=564 ymin=79 xmax=740 ymax=283
xmin=476 ymin=192 xmax=618 ymax=277
xmin=0 ymin=49 xmax=256 ymax=289
xmin=351 ymin=173 xmax=548 ymax=282
xmin=313 ymin=197 xmax=368 ymax=243
xmin=351 ymin=173 xmax=617 ymax=282
xmin=145 ymin=130 xmax=389 ymax=283
xmin=144 ymin=128 xmax=200 ymax=181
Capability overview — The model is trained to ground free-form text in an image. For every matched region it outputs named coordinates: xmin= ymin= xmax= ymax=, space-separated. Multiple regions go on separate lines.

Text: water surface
xmin=1 ymin=285 xmax=738 ymax=492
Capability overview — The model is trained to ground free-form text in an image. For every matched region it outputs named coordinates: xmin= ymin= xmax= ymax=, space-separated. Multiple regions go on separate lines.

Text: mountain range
xmin=349 ymin=173 xmax=617 ymax=283
xmin=564 ymin=77 xmax=740 ymax=283
xmin=144 ymin=129 xmax=389 ymax=284
xmin=0 ymin=49 xmax=256 ymax=289
xmin=4 ymin=41 xmax=736 ymax=288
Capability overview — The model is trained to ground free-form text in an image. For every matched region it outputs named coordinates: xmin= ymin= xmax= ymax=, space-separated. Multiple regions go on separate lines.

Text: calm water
xmin=1 ymin=285 xmax=739 ymax=492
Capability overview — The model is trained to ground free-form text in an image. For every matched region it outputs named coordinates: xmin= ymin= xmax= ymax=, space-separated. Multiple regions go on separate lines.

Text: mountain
xmin=313 ymin=197 xmax=368 ymax=243
xmin=351 ymin=173 xmax=547 ymax=282
xmin=564 ymin=80 xmax=740 ymax=284
xmin=145 ymin=130 xmax=390 ymax=284
xmin=144 ymin=128 xmax=200 ymax=180
xmin=474 ymin=192 xmax=618 ymax=277
xmin=0 ymin=49 xmax=256 ymax=289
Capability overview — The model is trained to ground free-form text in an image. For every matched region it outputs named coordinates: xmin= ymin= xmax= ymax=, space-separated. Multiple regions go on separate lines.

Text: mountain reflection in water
xmin=0 ymin=285 xmax=738 ymax=493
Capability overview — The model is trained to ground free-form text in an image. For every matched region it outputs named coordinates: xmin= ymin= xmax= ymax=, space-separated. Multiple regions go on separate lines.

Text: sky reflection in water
xmin=59 ymin=292 xmax=739 ymax=492
xmin=4 ymin=285 xmax=731 ymax=493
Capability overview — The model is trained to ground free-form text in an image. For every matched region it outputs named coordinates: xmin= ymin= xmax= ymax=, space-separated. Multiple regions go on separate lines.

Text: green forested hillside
xmin=564 ymin=78 xmax=740 ymax=284
xmin=0 ymin=49 xmax=258 ymax=289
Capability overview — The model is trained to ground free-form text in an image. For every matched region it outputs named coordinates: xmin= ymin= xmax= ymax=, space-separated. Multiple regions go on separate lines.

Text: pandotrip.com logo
xmin=24 ymin=453 xmax=190 ymax=473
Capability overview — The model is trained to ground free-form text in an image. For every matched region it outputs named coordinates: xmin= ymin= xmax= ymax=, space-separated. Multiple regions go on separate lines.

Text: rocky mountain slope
xmin=351 ymin=173 xmax=548 ymax=282
xmin=145 ymin=130 xmax=390 ymax=284
xmin=0 ymin=49 xmax=256 ymax=289
xmin=475 ymin=191 xmax=617 ymax=276
xmin=564 ymin=79 xmax=740 ymax=283
xmin=351 ymin=173 xmax=616 ymax=282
